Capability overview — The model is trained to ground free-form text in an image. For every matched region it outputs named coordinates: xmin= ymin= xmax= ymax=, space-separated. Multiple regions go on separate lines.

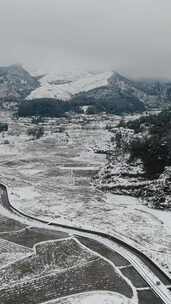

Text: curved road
xmin=0 ymin=183 xmax=171 ymax=304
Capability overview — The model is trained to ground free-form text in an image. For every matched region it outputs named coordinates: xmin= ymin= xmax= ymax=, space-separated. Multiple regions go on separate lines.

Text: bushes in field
xmin=27 ymin=126 xmax=44 ymax=139
xmin=0 ymin=123 xmax=8 ymax=133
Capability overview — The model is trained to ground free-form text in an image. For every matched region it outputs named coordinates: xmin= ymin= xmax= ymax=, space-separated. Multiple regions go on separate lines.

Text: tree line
xmin=119 ymin=109 xmax=171 ymax=177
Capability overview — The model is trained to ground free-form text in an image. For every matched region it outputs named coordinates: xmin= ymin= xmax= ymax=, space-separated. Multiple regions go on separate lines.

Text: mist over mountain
xmin=1 ymin=0 xmax=171 ymax=79
xmin=0 ymin=64 xmax=171 ymax=115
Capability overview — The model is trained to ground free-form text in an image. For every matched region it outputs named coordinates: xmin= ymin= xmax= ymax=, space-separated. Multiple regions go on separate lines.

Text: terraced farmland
xmin=0 ymin=238 xmax=32 ymax=268
xmin=137 ymin=290 xmax=165 ymax=304
xmin=0 ymin=237 xmax=133 ymax=304
xmin=77 ymin=235 xmax=131 ymax=267
xmin=76 ymin=235 xmax=167 ymax=304
xmin=0 ymin=227 xmax=69 ymax=248
xmin=0 ymin=214 xmax=25 ymax=232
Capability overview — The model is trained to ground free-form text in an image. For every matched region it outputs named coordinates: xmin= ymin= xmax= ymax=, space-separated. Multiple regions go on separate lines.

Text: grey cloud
xmin=0 ymin=0 xmax=171 ymax=78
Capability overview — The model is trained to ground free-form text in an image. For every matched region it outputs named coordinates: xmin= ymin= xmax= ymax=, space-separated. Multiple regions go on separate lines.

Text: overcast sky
xmin=0 ymin=0 xmax=171 ymax=78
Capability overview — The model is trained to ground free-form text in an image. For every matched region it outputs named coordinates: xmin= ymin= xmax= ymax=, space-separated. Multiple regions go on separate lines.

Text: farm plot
xmin=120 ymin=266 xmax=148 ymax=288
xmin=0 ymin=214 xmax=25 ymax=232
xmin=76 ymin=235 xmax=130 ymax=267
xmin=137 ymin=289 xmax=165 ymax=304
xmin=0 ymin=258 xmax=133 ymax=304
xmin=0 ymin=227 xmax=69 ymax=248
xmin=0 ymin=238 xmax=32 ymax=268
xmin=0 ymin=238 xmax=103 ymax=286
xmin=0 ymin=237 xmax=133 ymax=304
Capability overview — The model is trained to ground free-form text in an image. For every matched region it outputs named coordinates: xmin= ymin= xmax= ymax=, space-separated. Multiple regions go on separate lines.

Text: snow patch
xmin=43 ymin=291 xmax=132 ymax=304
xmin=27 ymin=71 xmax=113 ymax=101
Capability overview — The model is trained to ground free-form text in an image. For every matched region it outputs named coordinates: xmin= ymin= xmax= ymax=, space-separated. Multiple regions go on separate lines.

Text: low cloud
xmin=0 ymin=0 xmax=171 ymax=78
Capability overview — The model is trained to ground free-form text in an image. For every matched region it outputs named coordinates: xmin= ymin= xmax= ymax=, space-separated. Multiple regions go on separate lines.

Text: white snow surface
xmin=27 ymin=71 xmax=113 ymax=101
xmin=43 ymin=291 xmax=132 ymax=304
xmin=0 ymin=113 xmax=170 ymax=277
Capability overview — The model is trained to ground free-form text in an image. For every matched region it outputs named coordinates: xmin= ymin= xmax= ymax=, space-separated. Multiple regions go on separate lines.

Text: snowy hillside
xmin=26 ymin=69 xmax=168 ymax=108
xmin=26 ymin=71 xmax=113 ymax=101
xmin=0 ymin=64 xmax=39 ymax=100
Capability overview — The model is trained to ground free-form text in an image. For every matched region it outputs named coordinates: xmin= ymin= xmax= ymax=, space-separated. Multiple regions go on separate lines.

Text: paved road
xmin=0 ymin=183 xmax=171 ymax=304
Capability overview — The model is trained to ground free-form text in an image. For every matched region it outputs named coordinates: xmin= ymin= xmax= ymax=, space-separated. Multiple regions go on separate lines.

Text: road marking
xmin=118 ymin=264 xmax=132 ymax=270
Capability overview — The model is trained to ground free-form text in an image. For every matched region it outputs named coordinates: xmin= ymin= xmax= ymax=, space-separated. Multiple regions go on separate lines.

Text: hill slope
xmin=27 ymin=70 xmax=171 ymax=108
xmin=0 ymin=64 xmax=39 ymax=101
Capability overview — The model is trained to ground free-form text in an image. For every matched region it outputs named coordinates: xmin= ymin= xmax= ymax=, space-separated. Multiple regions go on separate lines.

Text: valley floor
xmin=0 ymin=112 xmax=170 ymax=280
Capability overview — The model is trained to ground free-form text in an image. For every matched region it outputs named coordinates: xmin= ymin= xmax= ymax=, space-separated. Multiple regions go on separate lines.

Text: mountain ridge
xmin=0 ymin=64 xmax=39 ymax=101
xmin=0 ymin=64 xmax=171 ymax=111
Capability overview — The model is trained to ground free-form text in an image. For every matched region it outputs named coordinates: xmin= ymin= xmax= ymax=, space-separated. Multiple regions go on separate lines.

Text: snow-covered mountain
xmin=27 ymin=71 xmax=113 ymax=101
xmin=0 ymin=64 xmax=170 ymax=110
xmin=108 ymin=72 xmax=148 ymax=102
xmin=27 ymin=70 xmax=147 ymax=102
xmin=0 ymin=64 xmax=39 ymax=101
xmin=26 ymin=69 xmax=171 ymax=107
xmin=134 ymin=78 xmax=171 ymax=104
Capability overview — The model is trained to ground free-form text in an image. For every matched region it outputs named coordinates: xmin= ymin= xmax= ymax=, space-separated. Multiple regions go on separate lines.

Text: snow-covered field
xmin=0 ymin=239 xmax=32 ymax=268
xmin=0 ymin=113 xmax=170 ymax=277
xmin=44 ymin=291 xmax=131 ymax=304
xmin=27 ymin=71 xmax=113 ymax=100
